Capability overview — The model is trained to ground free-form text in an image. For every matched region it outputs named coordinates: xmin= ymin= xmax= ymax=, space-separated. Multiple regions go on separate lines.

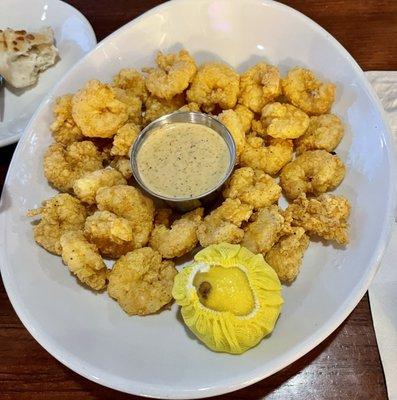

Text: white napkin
xmin=366 ymin=71 xmax=397 ymax=400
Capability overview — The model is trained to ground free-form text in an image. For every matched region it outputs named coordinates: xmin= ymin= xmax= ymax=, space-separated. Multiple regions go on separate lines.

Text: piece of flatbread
xmin=0 ymin=27 xmax=58 ymax=88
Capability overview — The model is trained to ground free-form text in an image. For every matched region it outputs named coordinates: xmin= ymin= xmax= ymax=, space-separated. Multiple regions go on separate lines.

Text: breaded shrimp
xmin=112 ymin=87 xmax=143 ymax=126
xmin=27 ymin=193 xmax=87 ymax=255
xmin=282 ymin=68 xmax=335 ymax=115
xmin=223 ymin=167 xmax=281 ymax=209
xmin=144 ymin=50 xmax=197 ymax=100
xmin=72 ymin=80 xmax=128 ymax=138
xmin=242 ymin=205 xmax=291 ymax=255
xmin=285 ymin=193 xmax=350 ymax=245
xmin=73 ymin=168 xmax=126 ymax=205
xmin=238 ymin=62 xmax=281 ymax=113
xmin=110 ymin=156 xmax=133 ymax=180
xmin=260 ymin=102 xmax=309 ymax=139
xmin=197 ymin=199 xmax=253 ymax=247
xmin=178 ymin=102 xmax=201 ymax=112
xmin=110 ymin=123 xmax=140 ymax=157
xmin=50 ymin=94 xmax=84 ymax=145
xmin=44 ymin=141 xmax=103 ymax=192
xmin=84 ymin=210 xmax=135 ymax=258
xmin=295 ymin=114 xmax=344 ymax=154
xmin=187 ymin=62 xmax=239 ymax=112
xmin=218 ymin=109 xmax=246 ymax=157
xmin=60 ymin=230 xmax=107 ymax=290
xmin=280 ymin=150 xmax=345 ymax=199
xmin=234 ymin=104 xmax=254 ymax=134
xmin=107 ymin=247 xmax=177 ymax=315
xmin=265 ymin=227 xmax=309 ymax=284
xmin=150 ymin=208 xmax=204 ymax=258
xmin=113 ymin=68 xmax=148 ymax=101
xmin=96 ymin=185 xmax=155 ymax=248
xmin=144 ymin=94 xmax=185 ymax=124
xmin=240 ymin=135 xmax=293 ymax=176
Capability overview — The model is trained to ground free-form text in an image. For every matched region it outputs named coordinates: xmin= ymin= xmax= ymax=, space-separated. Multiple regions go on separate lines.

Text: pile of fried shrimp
xmin=27 ymin=49 xmax=351 ymax=316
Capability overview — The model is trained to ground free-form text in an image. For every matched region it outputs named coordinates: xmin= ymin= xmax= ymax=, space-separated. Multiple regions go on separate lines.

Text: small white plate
xmin=0 ymin=0 xmax=96 ymax=147
xmin=0 ymin=0 xmax=396 ymax=398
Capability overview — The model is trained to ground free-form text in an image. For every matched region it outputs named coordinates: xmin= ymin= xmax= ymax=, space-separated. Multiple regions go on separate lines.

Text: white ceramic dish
xmin=0 ymin=0 xmax=96 ymax=148
xmin=0 ymin=0 xmax=395 ymax=398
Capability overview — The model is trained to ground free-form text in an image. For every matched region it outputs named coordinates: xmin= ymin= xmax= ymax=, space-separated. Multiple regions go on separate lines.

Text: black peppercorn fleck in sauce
xmin=137 ymin=122 xmax=230 ymax=198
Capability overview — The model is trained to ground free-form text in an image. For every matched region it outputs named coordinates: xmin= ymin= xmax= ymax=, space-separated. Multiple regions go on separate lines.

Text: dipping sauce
xmin=136 ymin=122 xmax=231 ymax=199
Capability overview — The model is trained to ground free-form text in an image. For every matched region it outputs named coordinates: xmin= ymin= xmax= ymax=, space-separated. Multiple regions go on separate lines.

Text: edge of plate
xmin=0 ymin=0 xmax=97 ymax=148
xmin=1 ymin=0 xmax=396 ymax=398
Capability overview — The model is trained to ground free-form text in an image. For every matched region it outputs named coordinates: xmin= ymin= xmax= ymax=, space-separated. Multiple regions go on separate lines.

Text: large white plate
xmin=0 ymin=0 xmax=395 ymax=398
xmin=0 ymin=0 xmax=96 ymax=147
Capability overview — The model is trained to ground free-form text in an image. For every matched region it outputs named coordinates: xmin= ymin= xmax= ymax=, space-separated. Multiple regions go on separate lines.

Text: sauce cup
xmin=129 ymin=111 xmax=236 ymax=212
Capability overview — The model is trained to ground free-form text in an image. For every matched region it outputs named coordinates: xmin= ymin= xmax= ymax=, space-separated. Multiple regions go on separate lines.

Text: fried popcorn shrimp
xmin=260 ymin=102 xmax=309 ymax=139
xmin=238 ymin=62 xmax=281 ymax=113
xmin=234 ymin=104 xmax=254 ymax=134
xmin=218 ymin=110 xmax=246 ymax=157
xmin=197 ymin=199 xmax=253 ymax=247
xmin=223 ymin=167 xmax=281 ymax=210
xmin=265 ymin=227 xmax=309 ymax=284
xmin=178 ymin=102 xmax=200 ymax=112
xmin=154 ymin=208 xmax=173 ymax=227
xmin=144 ymin=50 xmax=197 ymax=100
xmin=282 ymin=68 xmax=336 ymax=115
xmin=107 ymin=247 xmax=177 ymax=315
xmin=96 ymin=185 xmax=155 ymax=248
xmin=72 ymin=80 xmax=128 ymax=138
xmin=113 ymin=68 xmax=148 ymax=101
xmin=187 ymin=62 xmax=239 ymax=112
xmin=27 ymin=193 xmax=87 ymax=255
xmin=150 ymin=208 xmax=204 ymax=259
xmin=285 ymin=193 xmax=350 ymax=245
xmin=280 ymin=150 xmax=346 ymax=200
xmin=84 ymin=211 xmax=135 ymax=258
xmin=73 ymin=168 xmax=126 ymax=204
xmin=240 ymin=135 xmax=293 ymax=176
xmin=295 ymin=114 xmax=344 ymax=154
xmin=110 ymin=156 xmax=133 ymax=180
xmin=44 ymin=141 xmax=103 ymax=192
xmin=50 ymin=94 xmax=84 ymax=145
xmin=112 ymin=87 xmax=143 ymax=126
xmin=242 ymin=205 xmax=291 ymax=255
xmin=60 ymin=230 xmax=107 ymax=290
xmin=144 ymin=94 xmax=185 ymax=124
xmin=110 ymin=123 xmax=140 ymax=157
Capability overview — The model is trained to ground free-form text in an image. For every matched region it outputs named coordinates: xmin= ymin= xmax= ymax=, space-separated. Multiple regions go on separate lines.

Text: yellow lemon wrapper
xmin=172 ymin=243 xmax=283 ymax=354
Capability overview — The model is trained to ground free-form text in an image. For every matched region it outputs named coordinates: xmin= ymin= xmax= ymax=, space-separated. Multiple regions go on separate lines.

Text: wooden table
xmin=0 ymin=1 xmax=395 ymax=398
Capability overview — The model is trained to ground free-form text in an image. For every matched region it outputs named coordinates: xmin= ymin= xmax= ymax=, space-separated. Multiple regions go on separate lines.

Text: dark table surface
xmin=1 ymin=1 xmax=396 ymax=399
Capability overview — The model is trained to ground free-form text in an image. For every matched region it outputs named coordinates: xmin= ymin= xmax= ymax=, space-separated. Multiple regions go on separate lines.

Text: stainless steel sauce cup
xmin=129 ymin=111 xmax=236 ymax=212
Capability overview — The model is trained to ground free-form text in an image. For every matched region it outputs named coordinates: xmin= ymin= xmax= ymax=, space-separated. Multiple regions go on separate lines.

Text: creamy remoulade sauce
xmin=136 ymin=122 xmax=230 ymax=199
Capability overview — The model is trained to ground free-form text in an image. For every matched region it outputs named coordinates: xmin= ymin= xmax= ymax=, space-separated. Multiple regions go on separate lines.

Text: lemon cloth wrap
xmin=172 ymin=243 xmax=283 ymax=354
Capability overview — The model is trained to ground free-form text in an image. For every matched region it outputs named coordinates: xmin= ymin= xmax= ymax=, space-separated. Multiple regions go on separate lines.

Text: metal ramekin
xmin=129 ymin=111 xmax=236 ymax=212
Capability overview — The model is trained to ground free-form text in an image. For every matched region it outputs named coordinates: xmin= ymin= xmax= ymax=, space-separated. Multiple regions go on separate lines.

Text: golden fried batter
xmin=187 ymin=62 xmax=239 ymax=112
xmin=242 ymin=205 xmax=291 ymax=255
xmin=27 ymin=193 xmax=87 ymax=255
xmin=145 ymin=50 xmax=197 ymax=100
xmin=240 ymin=135 xmax=293 ymax=176
xmin=60 ymin=230 xmax=107 ymax=290
xmin=84 ymin=210 xmax=135 ymax=258
xmin=112 ymin=87 xmax=143 ymax=126
xmin=178 ymin=102 xmax=201 ymax=112
xmin=44 ymin=141 xmax=103 ymax=192
xmin=238 ymin=62 xmax=281 ymax=113
xmin=280 ymin=150 xmax=346 ymax=199
xmin=73 ymin=168 xmax=126 ymax=204
xmin=260 ymin=102 xmax=309 ymax=139
xmin=223 ymin=167 xmax=281 ymax=209
xmin=218 ymin=109 xmax=246 ymax=157
xmin=197 ymin=199 xmax=253 ymax=247
xmin=50 ymin=94 xmax=84 ymax=145
xmin=96 ymin=185 xmax=155 ymax=248
xmin=150 ymin=208 xmax=203 ymax=259
xmin=72 ymin=80 xmax=128 ymax=138
xmin=285 ymin=193 xmax=350 ymax=245
xmin=265 ymin=227 xmax=309 ymax=284
xmin=234 ymin=104 xmax=254 ymax=134
xmin=109 ymin=156 xmax=133 ymax=180
xmin=110 ymin=123 xmax=140 ymax=157
xmin=144 ymin=94 xmax=185 ymax=124
xmin=113 ymin=68 xmax=148 ymax=101
xmin=282 ymin=67 xmax=335 ymax=115
xmin=295 ymin=114 xmax=344 ymax=154
xmin=107 ymin=247 xmax=177 ymax=315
